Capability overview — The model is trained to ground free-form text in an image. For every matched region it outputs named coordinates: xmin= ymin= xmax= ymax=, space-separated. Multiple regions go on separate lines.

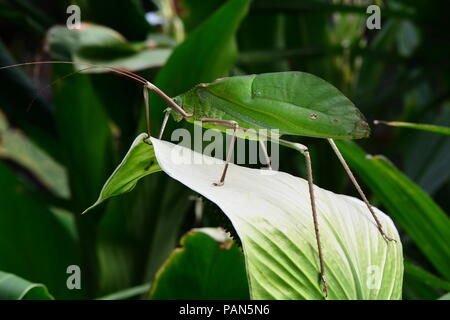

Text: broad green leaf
xmin=0 ymin=111 xmax=69 ymax=199
xmin=403 ymin=272 xmax=443 ymax=300
xmin=149 ymin=228 xmax=249 ymax=300
xmin=150 ymin=137 xmax=403 ymax=300
xmin=47 ymin=24 xmax=171 ymax=72
xmin=375 ymin=120 xmax=450 ymax=136
xmin=404 ymin=261 xmax=450 ymax=292
xmin=402 ymin=104 xmax=450 ymax=194
xmin=84 ymin=133 xmax=161 ymax=214
xmin=180 ymin=0 xmax=225 ymax=32
xmin=0 ymin=271 xmax=54 ymax=300
xmin=335 ymin=140 xmax=450 ymax=281
xmin=0 ymin=162 xmax=83 ymax=299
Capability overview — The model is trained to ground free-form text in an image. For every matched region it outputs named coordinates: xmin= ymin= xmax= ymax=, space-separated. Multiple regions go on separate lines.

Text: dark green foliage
xmin=0 ymin=0 xmax=448 ymax=300
xmin=149 ymin=230 xmax=249 ymax=300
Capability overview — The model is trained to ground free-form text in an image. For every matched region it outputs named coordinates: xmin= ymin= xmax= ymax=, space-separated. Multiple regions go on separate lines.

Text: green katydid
xmin=1 ymin=62 xmax=396 ymax=297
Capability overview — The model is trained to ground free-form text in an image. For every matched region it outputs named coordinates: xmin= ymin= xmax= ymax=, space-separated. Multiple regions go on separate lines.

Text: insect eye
xmin=173 ymin=96 xmax=182 ymax=105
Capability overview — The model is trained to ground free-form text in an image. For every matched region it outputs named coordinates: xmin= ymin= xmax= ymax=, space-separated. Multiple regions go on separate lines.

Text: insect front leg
xmin=198 ymin=118 xmax=239 ymax=187
xmin=327 ymin=139 xmax=397 ymax=243
xmin=142 ymin=82 xmax=193 ymax=144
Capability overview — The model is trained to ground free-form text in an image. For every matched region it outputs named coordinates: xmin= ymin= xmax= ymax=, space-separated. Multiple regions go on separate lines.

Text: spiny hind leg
xmin=327 ymin=138 xmax=396 ymax=243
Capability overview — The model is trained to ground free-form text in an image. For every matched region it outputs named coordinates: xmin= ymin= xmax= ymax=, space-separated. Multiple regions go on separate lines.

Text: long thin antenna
xmin=0 ymin=60 xmax=193 ymax=137
xmin=26 ymin=66 xmax=98 ymax=111
xmin=0 ymin=61 xmax=149 ymax=85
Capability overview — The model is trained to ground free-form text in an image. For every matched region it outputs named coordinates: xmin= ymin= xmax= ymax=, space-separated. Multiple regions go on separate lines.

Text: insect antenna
xmin=0 ymin=61 xmax=155 ymax=133
xmin=26 ymin=66 xmax=99 ymax=112
xmin=0 ymin=61 xmax=149 ymax=85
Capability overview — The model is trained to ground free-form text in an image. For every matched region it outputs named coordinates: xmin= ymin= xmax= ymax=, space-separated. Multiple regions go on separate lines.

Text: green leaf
xmin=439 ymin=292 xmax=450 ymax=300
xmin=180 ymin=0 xmax=225 ymax=32
xmin=335 ymin=140 xmax=450 ymax=281
xmin=0 ymin=162 xmax=82 ymax=299
xmin=97 ymin=283 xmax=151 ymax=300
xmin=89 ymin=135 xmax=184 ymax=295
xmin=402 ymin=106 xmax=450 ymax=194
xmin=375 ymin=120 xmax=450 ymax=136
xmin=0 ymin=40 xmax=60 ymax=161
xmin=404 ymin=261 xmax=450 ymax=292
xmin=0 ymin=271 xmax=54 ymax=300
xmin=149 ymin=228 xmax=249 ymax=300
xmin=47 ymin=24 xmax=171 ymax=72
xmin=96 ymin=175 xmax=191 ymax=294
xmin=84 ymin=133 xmax=161 ymax=214
xmin=0 ymin=111 xmax=69 ymax=199
xmin=150 ymin=137 xmax=403 ymax=300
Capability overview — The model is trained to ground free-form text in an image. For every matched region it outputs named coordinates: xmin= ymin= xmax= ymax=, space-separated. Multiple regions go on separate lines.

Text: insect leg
xmin=195 ymin=124 xmax=327 ymax=295
xmin=143 ymin=86 xmax=151 ymax=138
xmin=146 ymin=82 xmax=192 ymax=118
xmin=279 ymin=139 xmax=328 ymax=297
xmin=258 ymin=139 xmax=272 ymax=170
xmin=327 ymin=138 xmax=396 ymax=243
xmin=143 ymin=82 xmax=192 ymax=144
xmin=198 ymin=118 xmax=239 ymax=186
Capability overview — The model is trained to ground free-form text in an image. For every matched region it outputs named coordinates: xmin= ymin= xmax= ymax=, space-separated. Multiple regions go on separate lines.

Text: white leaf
xmin=150 ymin=137 xmax=403 ymax=300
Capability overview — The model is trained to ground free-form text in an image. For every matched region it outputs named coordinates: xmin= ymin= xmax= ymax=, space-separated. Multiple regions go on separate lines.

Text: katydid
xmin=1 ymin=62 xmax=396 ymax=297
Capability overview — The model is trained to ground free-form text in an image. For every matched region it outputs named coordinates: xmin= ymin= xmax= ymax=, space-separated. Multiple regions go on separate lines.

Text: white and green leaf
xmin=85 ymin=135 xmax=403 ymax=299
xmin=83 ymin=133 xmax=160 ymax=213
xmin=150 ymin=137 xmax=403 ymax=300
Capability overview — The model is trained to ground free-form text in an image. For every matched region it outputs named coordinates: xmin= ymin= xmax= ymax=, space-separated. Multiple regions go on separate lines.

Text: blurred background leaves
xmin=0 ymin=0 xmax=448 ymax=299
